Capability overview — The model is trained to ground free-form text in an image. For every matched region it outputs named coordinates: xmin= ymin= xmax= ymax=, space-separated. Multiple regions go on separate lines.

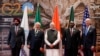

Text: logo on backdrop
xmin=1 ymin=2 xmax=34 ymax=15
xmin=22 ymin=2 xmax=34 ymax=14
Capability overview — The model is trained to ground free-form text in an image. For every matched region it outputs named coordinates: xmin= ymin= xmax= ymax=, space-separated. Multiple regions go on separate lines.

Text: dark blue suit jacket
xmin=82 ymin=26 xmax=96 ymax=48
xmin=8 ymin=26 xmax=25 ymax=48
xmin=27 ymin=29 xmax=44 ymax=49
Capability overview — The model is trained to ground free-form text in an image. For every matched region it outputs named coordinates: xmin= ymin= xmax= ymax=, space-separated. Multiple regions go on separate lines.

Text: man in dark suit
xmin=8 ymin=18 xmax=25 ymax=56
xmin=81 ymin=18 xmax=96 ymax=56
xmin=63 ymin=21 xmax=81 ymax=56
xmin=27 ymin=22 xmax=44 ymax=56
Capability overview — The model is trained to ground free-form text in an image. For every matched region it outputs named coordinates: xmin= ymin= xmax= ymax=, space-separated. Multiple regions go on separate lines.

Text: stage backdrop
xmin=0 ymin=18 xmax=13 ymax=56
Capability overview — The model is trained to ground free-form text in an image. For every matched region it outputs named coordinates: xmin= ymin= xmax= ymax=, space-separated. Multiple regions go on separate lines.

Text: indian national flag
xmin=52 ymin=5 xmax=62 ymax=56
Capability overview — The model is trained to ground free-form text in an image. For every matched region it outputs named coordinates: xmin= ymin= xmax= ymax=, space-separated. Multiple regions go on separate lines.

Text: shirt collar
xmin=86 ymin=25 xmax=91 ymax=31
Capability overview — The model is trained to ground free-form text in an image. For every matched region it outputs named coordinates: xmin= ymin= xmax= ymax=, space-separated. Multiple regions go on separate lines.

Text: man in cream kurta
xmin=45 ymin=22 xmax=60 ymax=56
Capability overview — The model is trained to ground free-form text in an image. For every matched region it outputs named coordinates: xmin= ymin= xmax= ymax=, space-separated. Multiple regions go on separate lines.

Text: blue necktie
xmin=85 ymin=27 xmax=88 ymax=35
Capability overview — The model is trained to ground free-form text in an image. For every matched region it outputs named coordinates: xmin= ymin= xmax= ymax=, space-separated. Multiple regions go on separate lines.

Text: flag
xmin=80 ymin=6 xmax=90 ymax=56
xmin=68 ymin=6 xmax=75 ymax=28
xmin=82 ymin=6 xmax=89 ymax=34
xmin=20 ymin=6 xmax=29 ymax=56
xmin=52 ymin=6 xmax=62 ymax=56
xmin=82 ymin=6 xmax=96 ymax=56
xmin=35 ymin=4 xmax=44 ymax=56
xmin=35 ymin=4 xmax=41 ymax=23
xmin=69 ymin=6 xmax=74 ymax=22
xmin=52 ymin=6 xmax=60 ymax=31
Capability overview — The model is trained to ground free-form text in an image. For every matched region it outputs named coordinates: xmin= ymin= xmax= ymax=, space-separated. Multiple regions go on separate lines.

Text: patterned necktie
xmin=36 ymin=30 xmax=38 ymax=33
xmin=35 ymin=30 xmax=38 ymax=36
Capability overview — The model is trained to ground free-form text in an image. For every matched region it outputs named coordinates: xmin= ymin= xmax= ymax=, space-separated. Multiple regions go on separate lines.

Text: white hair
xmin=34 ymin=22 xmax=41 ymax=26
xmin=50 ymin=22 xmax=55 ymax=26
xmin=34 ymin=22 xmax=41 ymax=28
xmin=85 ymin=18 xmax=92 ymax=24
xmin=85 ymin=18 xmax=91 ymax=21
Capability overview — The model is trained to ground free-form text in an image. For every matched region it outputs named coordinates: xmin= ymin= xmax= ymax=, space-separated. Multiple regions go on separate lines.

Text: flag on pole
xmin=78 ymin=6 xmax=90 ymax=56
xmin=20 ymin=6 xmax=29 ymax=56
xmin=68 ymin=6 xmax=75 ymax=28
xmin=69 ymin=6 xmax=74 ymax=22
xmin=82 ymin=6 xmax=96 ymax=56
xmin=52 ymin=6 xmax=61 ymax=31
xmin=82 ymin=6 xmax=89 ymax=34
xmin=35 ymin=4 xmax=41 ymax=23
xmin=35 ymin=4 xmax=44 ymax=56
xmin=52 ymin=6 xmax=62 ymax=56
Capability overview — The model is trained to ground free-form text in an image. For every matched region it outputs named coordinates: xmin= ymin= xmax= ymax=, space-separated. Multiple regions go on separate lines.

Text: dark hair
xmin=13 ymin=18 xmax=21 ymax=24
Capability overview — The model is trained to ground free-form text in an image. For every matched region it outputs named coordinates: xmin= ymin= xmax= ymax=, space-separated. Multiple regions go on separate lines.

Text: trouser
xmin=83 ymin=48 xmax=93 ymax=56
xmin=30 ymin=48 xmax=41 ymax=56
xmin=45 ymin=49 xmax=60 ymax=56
xmin=64 ymin=48 xmax=78 ymax=56
xmin=11 ymin=46 xmax=21 ymax=56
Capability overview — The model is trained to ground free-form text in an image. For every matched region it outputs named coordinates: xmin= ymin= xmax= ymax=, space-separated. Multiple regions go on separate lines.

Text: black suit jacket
xmin=63 ymin=28 xmax=81 ymax=49
xmin=27 ymin=29 xmax=44 ymax=49
xmin=8 ymin=26 xmax=25 ymax=48
xmin=82 ymin=26 xmax=96 ymax=48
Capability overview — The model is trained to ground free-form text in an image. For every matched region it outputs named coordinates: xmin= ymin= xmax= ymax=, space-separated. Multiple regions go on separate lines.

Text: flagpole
xmin=56 ymin=0 xmax=63 ymax=56
xmin=20 ymin=6 xmax=29 ymax=56
xmin=37 ymin=0 xmax=39 ymax=6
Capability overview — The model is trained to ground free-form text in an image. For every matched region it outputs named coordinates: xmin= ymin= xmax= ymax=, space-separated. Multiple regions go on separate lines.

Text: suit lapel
xmin=86 ymin=26 xmax=91 ymax=35
xmin=34 ymin=29 xmax=41 ymax=36
xmin=68 ymin=29 xmax=72 ymax=37
xmin=34 ymin=29 xmax=38 ymax=36
xmin=69 ymin=28 xmax=75 ymax=37
xmin=13 ymin=26 xmax=16 ymax=35
xmin=15 ymin=26 xmax=20 ymax=35
xmin=71 ymin=28 xmax=76 ymax=36
xmin=17 ymin=27 xmax=20 ymax=34
xmin=36 ymin=30 xmax=40 ymax=36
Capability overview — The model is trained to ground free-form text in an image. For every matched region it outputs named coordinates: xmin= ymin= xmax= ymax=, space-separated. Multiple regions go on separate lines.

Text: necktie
xmin=36 ymin=30 xmax=38 ymax=33
xmin=35 ymin=30 xmax=38 ymax=36
xmin=15 ymin=26 xmax=18 ymax=35
xmin=70 ymin=28 xmax=73 ymax=36
xmin=85 ymin=27 xmax=88 ymax=35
